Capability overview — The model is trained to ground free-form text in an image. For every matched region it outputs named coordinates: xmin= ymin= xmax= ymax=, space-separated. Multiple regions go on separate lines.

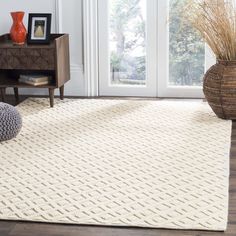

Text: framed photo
xmin=27 ymin=13 xmax=52 ymax=44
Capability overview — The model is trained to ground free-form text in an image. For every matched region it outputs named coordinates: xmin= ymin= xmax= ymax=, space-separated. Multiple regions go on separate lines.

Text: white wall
xmin=0 ymin=0 xmax=85 ymax=96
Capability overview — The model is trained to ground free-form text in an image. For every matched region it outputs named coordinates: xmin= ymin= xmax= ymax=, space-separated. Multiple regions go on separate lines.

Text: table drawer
xmin=6 ymin=48 xmax=55 ymax=70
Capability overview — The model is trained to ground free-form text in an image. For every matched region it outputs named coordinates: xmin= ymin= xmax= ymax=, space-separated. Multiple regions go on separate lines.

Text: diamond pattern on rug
xmin=0 ymin=98 xmax=232 ymax=231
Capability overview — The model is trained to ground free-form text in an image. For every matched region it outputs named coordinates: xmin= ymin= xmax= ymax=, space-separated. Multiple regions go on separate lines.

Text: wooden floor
xmin=0 ymin=96 xmax=236 ymax=236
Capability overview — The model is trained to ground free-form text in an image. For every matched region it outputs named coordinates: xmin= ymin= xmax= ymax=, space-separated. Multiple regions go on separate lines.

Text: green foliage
xmin=110 ymin=52 xmax=124 ymax=72
xmin=169 ymin=0 xmax=205 ymax=86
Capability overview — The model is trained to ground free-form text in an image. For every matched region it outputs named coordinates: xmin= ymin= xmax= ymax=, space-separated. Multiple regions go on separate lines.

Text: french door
xmin=98 ymin=0 xmax=157 ymax=96
xmin=98 ymin=0 xmax=215 ymax=97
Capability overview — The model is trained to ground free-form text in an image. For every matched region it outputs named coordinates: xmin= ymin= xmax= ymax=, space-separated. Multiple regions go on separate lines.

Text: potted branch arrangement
xmin=185 ymin=0 xmax=236 ymax=119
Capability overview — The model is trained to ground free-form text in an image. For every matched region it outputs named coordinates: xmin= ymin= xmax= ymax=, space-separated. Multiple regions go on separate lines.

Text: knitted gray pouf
xmin=0 ymin=103 xmax=22 ymax=142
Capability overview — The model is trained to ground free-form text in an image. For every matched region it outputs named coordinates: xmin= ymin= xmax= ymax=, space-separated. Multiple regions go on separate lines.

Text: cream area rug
xmin=0 ymin=98 xmax=232 ymax=231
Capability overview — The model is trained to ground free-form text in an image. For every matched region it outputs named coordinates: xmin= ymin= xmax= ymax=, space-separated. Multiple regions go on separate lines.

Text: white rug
xmin=0 ymin=98 xmax=232 ymax=231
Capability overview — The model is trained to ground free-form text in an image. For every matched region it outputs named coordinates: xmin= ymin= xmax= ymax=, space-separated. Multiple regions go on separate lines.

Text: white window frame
xmin=83 ymin=0 xmax=99 ymax=97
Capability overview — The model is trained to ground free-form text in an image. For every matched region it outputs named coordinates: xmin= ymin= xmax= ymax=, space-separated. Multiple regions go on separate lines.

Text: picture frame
xmin=27 ymin=13 xmax=52 ymax=44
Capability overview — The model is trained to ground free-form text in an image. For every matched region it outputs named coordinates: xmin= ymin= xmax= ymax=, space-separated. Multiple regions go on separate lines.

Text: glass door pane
xmin=110 ymin=0 xmax=147 ymax=86
xmin=169 ymin=0 xmax=205 ymax=87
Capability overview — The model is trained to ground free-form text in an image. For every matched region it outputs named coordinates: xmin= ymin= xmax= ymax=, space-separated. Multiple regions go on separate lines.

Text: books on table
xmin=19 ymin=75 xmax=52 ymax=86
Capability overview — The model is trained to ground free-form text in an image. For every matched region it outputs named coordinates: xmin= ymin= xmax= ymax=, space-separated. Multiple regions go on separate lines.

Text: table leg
xmin=49 ymin=88 xmax=55 ymax=108
xmin=59 ymin=85 xmax=64 ymax=100
xmin=0 ymin=88 xmax=6 ymax=102
xmin=14 ymin=87 xmax=19 ymax=104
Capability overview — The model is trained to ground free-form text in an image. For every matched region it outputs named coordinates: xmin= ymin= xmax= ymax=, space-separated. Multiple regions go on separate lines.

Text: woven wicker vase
xmin=204 ymin=60 xmax=236 ymax=120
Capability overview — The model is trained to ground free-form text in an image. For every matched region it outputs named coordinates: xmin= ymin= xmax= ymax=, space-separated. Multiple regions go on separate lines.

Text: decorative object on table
xmin=10 ymin=11 xmax=27 ymax=45
xmin=0 ymin=33 xmax=70 ymax=107
xmin=184 ymin=0 xmax=236 ymax=120
xmin=27 ymin=13 xmax=52 ymax=44
xmin=0 ymin=103 xmax=22 ymax=142
xmin=19 ymin=75 xmax=52 ymax=86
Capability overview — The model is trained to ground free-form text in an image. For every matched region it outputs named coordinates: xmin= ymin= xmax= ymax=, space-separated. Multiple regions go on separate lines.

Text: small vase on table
xmin=10 ymin=11 xmax=27 ymax=45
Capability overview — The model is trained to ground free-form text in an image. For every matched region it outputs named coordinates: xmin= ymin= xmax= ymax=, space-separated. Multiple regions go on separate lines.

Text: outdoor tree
xmin=110 ymin=0 xmax=146 ymax=83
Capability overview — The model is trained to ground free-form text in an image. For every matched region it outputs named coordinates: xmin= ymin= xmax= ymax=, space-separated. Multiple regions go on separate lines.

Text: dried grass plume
xmin=184 ymin=0 xmax=236 ymax=61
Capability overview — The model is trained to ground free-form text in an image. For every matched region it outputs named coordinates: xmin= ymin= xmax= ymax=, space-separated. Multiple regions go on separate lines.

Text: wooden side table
xmin=0 ymin=34 xmax=70 ymax=107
